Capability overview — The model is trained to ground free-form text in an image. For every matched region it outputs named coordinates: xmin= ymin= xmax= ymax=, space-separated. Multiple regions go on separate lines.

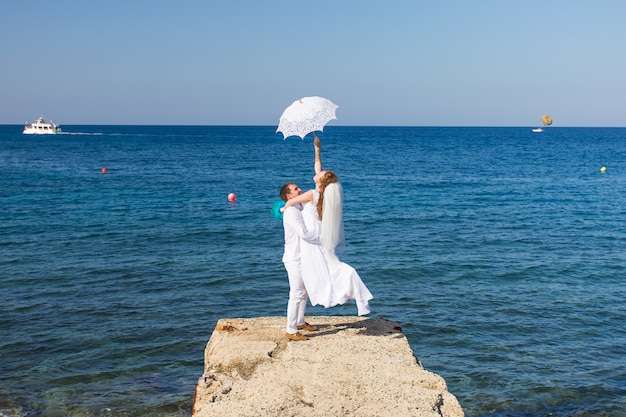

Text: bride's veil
xmin=321 ymin=182 xmax=345 ymax=271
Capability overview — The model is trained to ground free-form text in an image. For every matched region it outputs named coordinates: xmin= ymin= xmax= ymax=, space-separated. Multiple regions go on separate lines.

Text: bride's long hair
xmin=317 ymin=170 xmax=339 ymax=219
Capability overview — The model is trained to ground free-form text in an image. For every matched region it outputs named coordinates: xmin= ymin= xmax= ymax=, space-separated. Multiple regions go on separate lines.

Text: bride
xmin=281 ymin=135 xmax=373 ymax=315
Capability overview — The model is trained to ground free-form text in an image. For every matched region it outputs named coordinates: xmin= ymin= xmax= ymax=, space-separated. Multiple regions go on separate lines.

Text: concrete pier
xmin=193 ymin=316 xmax=464 ymax=417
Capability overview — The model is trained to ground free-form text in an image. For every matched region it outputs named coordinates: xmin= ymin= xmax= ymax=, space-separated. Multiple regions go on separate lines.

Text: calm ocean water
xmin=1 ymin=125 xmax=625 ymax=417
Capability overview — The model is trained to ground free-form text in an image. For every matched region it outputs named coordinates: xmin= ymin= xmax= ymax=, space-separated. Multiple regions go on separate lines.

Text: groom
xmin=279 ymin=182 xmax=319 ymax=341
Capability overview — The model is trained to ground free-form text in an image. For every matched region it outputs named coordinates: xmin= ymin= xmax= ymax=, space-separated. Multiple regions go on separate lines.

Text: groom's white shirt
xmin=282 ymin=204 xmax=318 ymax=264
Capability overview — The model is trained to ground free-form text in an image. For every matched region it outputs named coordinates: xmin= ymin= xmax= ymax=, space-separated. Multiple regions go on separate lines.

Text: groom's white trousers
xmin=284 ymin=261 xmax=308 ymax=334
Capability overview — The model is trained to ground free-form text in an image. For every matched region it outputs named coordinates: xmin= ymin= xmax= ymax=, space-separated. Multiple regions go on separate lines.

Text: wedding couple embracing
xmin=280 ymin=135 xmax=373 ymax=341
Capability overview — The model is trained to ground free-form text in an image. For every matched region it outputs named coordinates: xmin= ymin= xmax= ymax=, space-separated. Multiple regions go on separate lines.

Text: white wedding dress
xmin=300 ymin=188 xmax=373 ymax=315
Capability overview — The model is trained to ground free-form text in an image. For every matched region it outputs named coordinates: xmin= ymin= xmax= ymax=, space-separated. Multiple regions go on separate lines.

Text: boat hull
xmin=23 ymin=128 xmax=60 ymax=134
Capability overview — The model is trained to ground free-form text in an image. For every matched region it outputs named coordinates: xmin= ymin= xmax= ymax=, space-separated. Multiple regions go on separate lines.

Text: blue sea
xmin=1 ymin=125 xmax=625 ymax=417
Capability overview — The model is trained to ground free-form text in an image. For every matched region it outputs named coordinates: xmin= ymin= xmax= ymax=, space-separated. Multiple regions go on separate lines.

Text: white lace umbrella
xmin=276 ymin=96 xmax=339 ymax=140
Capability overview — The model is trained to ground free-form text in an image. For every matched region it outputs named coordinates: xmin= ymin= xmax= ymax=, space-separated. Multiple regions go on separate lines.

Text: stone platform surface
xmin=193 ymin=316 xmax=464 ymax=417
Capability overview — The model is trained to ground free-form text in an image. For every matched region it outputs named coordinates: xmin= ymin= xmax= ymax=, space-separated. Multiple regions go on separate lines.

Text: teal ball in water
xmin=271 ymin=200 xmax=285 ymax=220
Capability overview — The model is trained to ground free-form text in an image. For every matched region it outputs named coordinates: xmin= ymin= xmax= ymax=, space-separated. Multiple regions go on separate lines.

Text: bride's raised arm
xmin=314 ymin=134 xmax=322 ymax=175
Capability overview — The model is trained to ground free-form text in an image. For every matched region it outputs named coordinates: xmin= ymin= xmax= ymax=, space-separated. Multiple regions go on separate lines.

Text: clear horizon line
xmin=4 ymin=123 xmax=626 ymax=128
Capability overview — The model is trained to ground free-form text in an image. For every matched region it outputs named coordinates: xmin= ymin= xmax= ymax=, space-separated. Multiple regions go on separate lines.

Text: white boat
xmin=532 ymin=115 xmax=552 ymax=133
xmin=23 ymin=116 xmax=61 ymax=134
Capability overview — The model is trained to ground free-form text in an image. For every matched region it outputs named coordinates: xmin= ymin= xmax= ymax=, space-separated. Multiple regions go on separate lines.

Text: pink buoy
xmin=228 ymin=193 xmax=236 ymax=202
xmin=101 ymin=168 xmax=108 ymax=173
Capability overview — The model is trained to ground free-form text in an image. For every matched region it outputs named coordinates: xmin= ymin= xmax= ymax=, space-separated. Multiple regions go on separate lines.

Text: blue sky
xmin=3 ymin=1 xmax=625 ymax=126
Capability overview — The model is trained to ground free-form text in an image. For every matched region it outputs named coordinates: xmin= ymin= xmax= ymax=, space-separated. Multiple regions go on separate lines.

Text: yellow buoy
xmin=600 ymin=166 xmax=607 ymax=173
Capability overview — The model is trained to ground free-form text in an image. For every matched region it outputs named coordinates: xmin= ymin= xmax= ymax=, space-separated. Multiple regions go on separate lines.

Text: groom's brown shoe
xmin=285 ymin=332 xmax=308 ymax=341
xmin=297 ymin=322 xmax=317 ymax=331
